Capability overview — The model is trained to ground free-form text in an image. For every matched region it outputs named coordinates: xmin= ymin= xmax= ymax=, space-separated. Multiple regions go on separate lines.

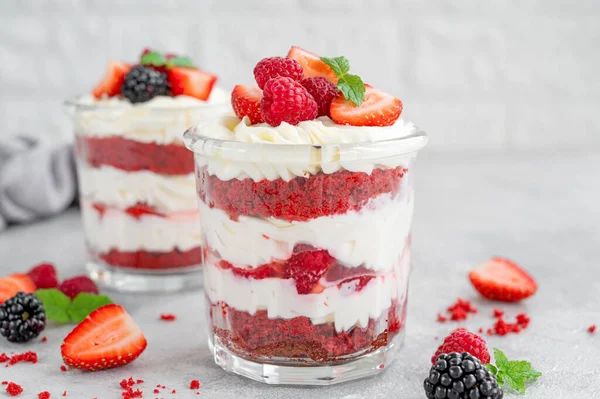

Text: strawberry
xmin=285 ymin=250 xmax=334 ymax=294
xmin=330 ymin=85 xmax=402 ymax=127
xmin=287 ymin=46 xmax=338 ymax=83
xmin=469 ymin=257 xmax=537 ymax=302
xmin=0 ymin=274 xmax=36 ymax=304
xmin=27 ymin=262 xmax=59 ymax=289
xmin=92 ymin=60 xmax=131 ymax=99
xmin=59 ymin=276 xmax=99 ymax=300
xmin=167 ymin=67 xmax=217 ymax=101
xmin=231 ymin=84 xmax=264 ymax=124
xmin=61 ymin=304 xmax=147 ymax=371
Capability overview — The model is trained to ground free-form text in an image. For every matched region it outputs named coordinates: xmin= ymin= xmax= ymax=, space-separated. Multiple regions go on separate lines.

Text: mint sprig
xmin=486 ymin=348 xmax=542 ymax=394
xmin=141 ymin=51 xmax=167 ymax=67
xmin=35 ymin=289 xmax=112 ymax=323
xmin=320 ymin=56 xmax=365 ymax=106
xmin=166 ymin=56 xmax=195 ymax=69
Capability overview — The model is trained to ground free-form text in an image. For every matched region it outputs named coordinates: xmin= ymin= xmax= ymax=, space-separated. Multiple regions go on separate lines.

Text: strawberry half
xmin=469 ymin=257 xmax=538 ymax=302
xmin=330 ymin=85 xmax=402 ymax=127
xmin=61 ymin=304 xmax=147 ymax=371
xmin=92 ymin=60 xmax=131 ymax=99
xmin=0 ymin=273 xmax=36 ymax=304
xmin=231 ymin=84 xmax=264 ymax=124
xmin=168 ymin=67 xmax=217 ymax=101
xmin=287 ymin=46 xmax=337 ymax=83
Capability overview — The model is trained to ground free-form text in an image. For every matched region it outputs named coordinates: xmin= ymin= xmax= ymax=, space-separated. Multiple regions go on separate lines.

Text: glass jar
xmin=184 ymin=120 xmax=427 ymax=385
xmin=66 ymin=100 xmax=230 ymax=292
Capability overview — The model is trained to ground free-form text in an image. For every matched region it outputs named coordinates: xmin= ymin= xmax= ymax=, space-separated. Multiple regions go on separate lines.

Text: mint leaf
xmin=321 ymin=56 xmax=350 ymax=76
xmin=69 ymin=293 xmax=112 ymax=323
xmin=141 ymin=51 xmax=166 ymax=67
xmin=491 ymin=348 xmax=542 ymax=394
xmin=320 ymin=55 xmax=365 ymax=106
xmin=493 ymin=348 xmax=509 ymax=368
xmin=503 ymin=372 xmax=527 ymax=394
xmin=485 ymin=363 xmax=498 ymax=375
xmin=35 ymin=289 xmax=71 ymax=323
xmin=166 ymin=56 xmax=195 ymax=69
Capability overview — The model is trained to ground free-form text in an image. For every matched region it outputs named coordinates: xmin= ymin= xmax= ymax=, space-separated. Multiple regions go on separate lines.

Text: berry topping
xmin=261 ymin=77 xmax=318 ymax=127
xmin=330 ymin=85 xmax=402 ymax=127
xmin=61 ymin=304 xmax=147 ymax=371
xmin=58 ymin=276 xmax=99 ymax=300
xmin=231 ymin=84 xmax=264 ymax=124
xmin=424 ymin=352 xmax=503 ymax=399
xmin=122 ymin=65 xmax=169 ymax=103
xmin=287 ymin=46 xmax=337 ymax=83
xmin=284 ymin=249 xmax=334 ymax=294
xmin=92 ymin=60 xmax=131 ymax=99
xmin=301 ymin=77 xmax=339 ymax=117
xmin=253 ymin=56 xmax=304 ymax=89
xmin=168 ymin=67 xmax=217 ymax=101
xmin=469 ymin=257 xmax=537 ymax=302
xmin=0 ymin=274 xmax=36 ymax=304
xmin=0 ymin=292 xmax=46 ymax=343
xmin=27 ymin=263 xmax=58 ymax=289
xmin=432 ymin=328 xmax=490 ymax=365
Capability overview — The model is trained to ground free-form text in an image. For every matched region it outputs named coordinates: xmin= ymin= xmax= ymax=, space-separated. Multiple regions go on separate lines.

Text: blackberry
xmin=0 ymin=292 xmax=46 ymax=342
xmin=424 ymin=352 xmax=503 ymax=399
xmin=121 ymin=65 xmax=169 ymax=103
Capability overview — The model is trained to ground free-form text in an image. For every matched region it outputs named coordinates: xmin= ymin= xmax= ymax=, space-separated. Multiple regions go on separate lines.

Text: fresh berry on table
xmin=432 ymin=328 xmax=491 ymax=365
xmin=0 ymin=292 xmax=46 ymax=343
xmin=0 ymin=274 xmax=36 ymax=304
xmin=27 ymin=263 xmax=59 ymax=289
xmin=58 ymin=276 xmax=99 ymax=299
xmin=469 ymin=257 xmax=537 ymax=302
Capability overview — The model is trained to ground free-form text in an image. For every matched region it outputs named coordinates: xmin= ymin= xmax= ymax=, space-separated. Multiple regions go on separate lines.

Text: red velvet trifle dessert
xmin=66 ymin=49 xmax=229 ymax=292
xmin=183 ymin=47 xmax=427 ymax=384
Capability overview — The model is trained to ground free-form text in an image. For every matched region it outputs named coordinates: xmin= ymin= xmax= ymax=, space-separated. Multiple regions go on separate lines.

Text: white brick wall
xmin=1 ymin=0 xmax=599 ymax=153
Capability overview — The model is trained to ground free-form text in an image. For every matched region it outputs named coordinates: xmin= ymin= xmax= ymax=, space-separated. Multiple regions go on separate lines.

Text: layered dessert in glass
xmin=67 ymin=50 xmax=230 ymax=292
xmin=184 ymin=47 xmax=427 ymax=384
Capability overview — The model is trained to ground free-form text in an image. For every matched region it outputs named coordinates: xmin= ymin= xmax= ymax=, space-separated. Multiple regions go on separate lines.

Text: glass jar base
xmin=208 ymin=330 xmax=405 ymax=386
xmin=86 ymin=261 xmax=202 ymax=293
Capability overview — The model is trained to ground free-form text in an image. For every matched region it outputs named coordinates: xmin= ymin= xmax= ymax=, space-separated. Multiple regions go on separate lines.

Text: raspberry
xmin=284 ymin=249 xmax=334 ymax=294
xmin=58 ymin=276 xmax=99 ymax=300
xmin=431 ymin=328 xmax=490 ymax=365
xmin=253 ymin=57 xmax=303 ymax=89
xmin=27 ymin=263 xmax=58 ymax=289
xmin=261 ymin=77 xmax=318 ymax=126
xmin=301 ymin=77 xmax=339 ymax=117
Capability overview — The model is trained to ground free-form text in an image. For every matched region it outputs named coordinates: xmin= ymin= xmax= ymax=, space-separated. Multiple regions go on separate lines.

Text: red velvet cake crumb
xmin=159 ymin=313 xmax=177 ymax=321
xmin=62 ymin=391 xmax=66 ymax=397
xmin=41 ymin=336 xmax=47 ymax=342
xmin=436 ymin=313 xmax=448 ymax=323
xmin=484 ymin=311 xmax=530 ymax=336
xmin=6 ymin=382 xmax=23 ymax=396
xmin=436 ymin=298 xmax=478 ymax=322
xmin=1 ymin=381 xmax=7 ymax=385
xmin=0 ymin=351 xmax=38 ymax=366
xmin=60 ymin=365 xmax=67 ymax=372
xmin=99 ymin=246 xmax=202 ymax=269
xmin=492 ymin=308 xmax=504 ymax=318
xmin=589 ymin=324 xmax=597 ymax=334
xmin=189 ymin=380 xmax=200 ymax=389
xmin=198 ymin=166 xmax=408 ymax=222
xmin=38 ymin=392 xmax=51 ymax=399
xmin=76 ymin=136 xmax=193 ymax=175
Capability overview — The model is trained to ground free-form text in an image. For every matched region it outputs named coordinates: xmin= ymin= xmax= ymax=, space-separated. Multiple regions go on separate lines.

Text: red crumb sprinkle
xmin=438 ymin=298 xmax=478 ymax=322
xmin=493 ymin=309 xmax=504 ymax=318
xmin=153 ymin=389 xmax=160 ymax=394
xmin=41 ymin=337 xmax=47 ymax=342
xmin=60 ymin=365 xmax=67 ymax=372
xmin=38 ymin=392 xmax=51 ymax=399
xmin=120 ymin=377 xmax=143 ymax=399
xmin=1 ymin=381 xmax=7 ymax=385
xmin=0 ymin=351 xmax=38 ymax=366
xmin=436 ymin=313 xmax=448 ymax=323
xmin=0 ymin=354 xmax=8 ymax=363
xmin=588 ymin=324 xmax=597 ymax=334
xmin=62 ymin=391 xmax=66 ymax=397
xmin=160 ymin=313 xmax=177 ymax=321
xmin=485 ymin=311 xmax=531 ymax=336
xmin=189 ymin=380 xmax=200 ymax=389
xmin=136 ymin=379 xmax=144 ymax=384
xmin=6 ymin=382 xmax=23 ymax=396
xmin=172 ymin=389 xmax=177 ymax=394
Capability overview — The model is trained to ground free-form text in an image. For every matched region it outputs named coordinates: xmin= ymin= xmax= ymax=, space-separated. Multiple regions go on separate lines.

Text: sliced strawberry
xmin=231 ymin=84 xmax=264 ymax=124
xmin=61 ymin=304 xmax=147 ymax=371
xmin=469 ymin=257 xmax=537 ymax=302
xmin=287 ymin=46 xmax=338 ymax=83
xmin=168 ymin=67 xmax=217 ymax=101
xmin=330 ymin=86 xmax=402 ymax=127
xmin=59 ymin=276 xmax=99 ymax=300
xmin=92 ymin=60 xmax=131 ymax=99
xmin=27 ymin=262 xmax=59 ymax=289
xmin=0 ymin=274 xmax=36 ymax=304
xmin=285 ymin=249 xmax=334 ymax=294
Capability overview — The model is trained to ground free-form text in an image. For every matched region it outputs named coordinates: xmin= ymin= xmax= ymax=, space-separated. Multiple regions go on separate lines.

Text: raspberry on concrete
xmin=432 ymin=328 xmax=490 ymax=365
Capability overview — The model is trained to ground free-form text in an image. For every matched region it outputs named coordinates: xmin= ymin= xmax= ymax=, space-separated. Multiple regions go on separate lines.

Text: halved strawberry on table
xmin=0 ymin=273 xmax=37 ymax=304
xmin=92 ymin=60 xmax=131 ymax=99
xmin=61 ymin=304 xmax=147 ymax=371
xmin=287 ymin=46 xmax=338 ymax=83
xmin=231 ymin=84 xmax=264 ymax=124
xmin=168 ymin=67 xmax=217 ymax=101
xmin=330 ymin=85 xmax=403 ymax=127
xmin=469 ymin=257 xmax=538 ymax=302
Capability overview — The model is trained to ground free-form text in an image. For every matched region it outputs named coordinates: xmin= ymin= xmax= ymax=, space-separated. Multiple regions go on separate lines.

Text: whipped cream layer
xmin=74 ymin=89 xmax=230 ymax=144
xmin=205 ymin=263 xmax=404 ymax=332
xmin=200 ymin=192 xmax=413 ymax=271
xmin=78 ymin=165 xmax=197 ymax=211
xmin=194 ymin=115 xmax=418 ymax=181
xmin=81 ymin=201 xmax=201 ymax=252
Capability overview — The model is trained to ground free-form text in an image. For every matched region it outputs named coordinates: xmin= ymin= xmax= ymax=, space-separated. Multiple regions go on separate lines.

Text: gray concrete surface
xmin=0 ymin=152 xmax=599 ymax=398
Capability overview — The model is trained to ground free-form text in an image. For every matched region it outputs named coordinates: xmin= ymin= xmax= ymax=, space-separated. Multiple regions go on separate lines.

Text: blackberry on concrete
xmin=0 ymin=292 xmax=46 ymax=343
xmin=122 ymin=65 xmax=169 ymax=103
xmin=423 ymin=352 xmax=503 ymax=399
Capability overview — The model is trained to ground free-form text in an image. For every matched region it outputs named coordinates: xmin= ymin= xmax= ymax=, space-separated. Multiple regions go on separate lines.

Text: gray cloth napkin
xmin=0 ymin=136 xmax=77 ymax=230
